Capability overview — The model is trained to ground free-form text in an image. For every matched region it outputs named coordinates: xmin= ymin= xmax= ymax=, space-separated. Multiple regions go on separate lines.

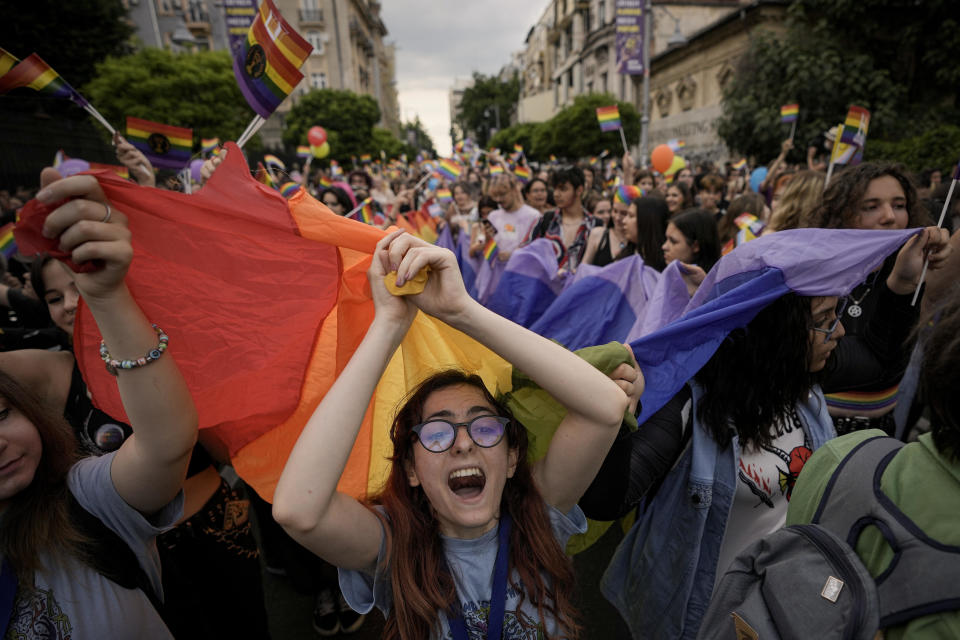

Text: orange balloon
xmin=650 ymin=144 xmax=675 ymax=174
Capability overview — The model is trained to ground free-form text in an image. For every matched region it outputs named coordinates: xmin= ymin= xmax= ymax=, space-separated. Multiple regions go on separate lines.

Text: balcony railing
xmin=299 ymin=9 xmax=323 ymax=23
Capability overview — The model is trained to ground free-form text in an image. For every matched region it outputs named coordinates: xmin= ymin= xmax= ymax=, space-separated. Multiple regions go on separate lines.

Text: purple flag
xmin=486 ymin=240 xmax=568 ymax=326
xmin=632 ymin=228 xmax=921 ymax=424
xmin=531 ymin=255 xmax=660 ymax=350
xmin=626 ymin=260 xmax=692 ymax=341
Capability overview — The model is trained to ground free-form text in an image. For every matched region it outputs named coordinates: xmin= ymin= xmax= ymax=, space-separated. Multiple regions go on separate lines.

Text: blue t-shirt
xmin=340 ymin=503 xmax=587 ymax=639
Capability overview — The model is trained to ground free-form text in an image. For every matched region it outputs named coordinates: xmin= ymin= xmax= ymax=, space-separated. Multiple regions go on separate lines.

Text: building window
xmin=620 ymin=74 xmax=626 ymax=100
xmin=600 ymin=72 xmax=607 ymax=93
xmin=302 ymin=0 xmax=319 ymax=8
xmin=306 ymin=31 xmax=325 ymax=54
xmin=555 ymin=79 xmax=560 ymax=106
xmin=587 ymin=81 xmax=593 ymax=94
xmin=311 ymin=72 xmax=327 ymax=89
xmin=157 ymin=0 xmax=174 ymax=15
xmin=598 ymin=0 xmax=605 ymax=27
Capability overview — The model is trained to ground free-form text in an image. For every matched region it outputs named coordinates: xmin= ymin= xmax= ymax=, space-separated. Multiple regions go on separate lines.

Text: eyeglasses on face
xmin=811 ymin=297 xmax=848 ymax=343
xmin=411 ymin=415 xmax=509 ymax=453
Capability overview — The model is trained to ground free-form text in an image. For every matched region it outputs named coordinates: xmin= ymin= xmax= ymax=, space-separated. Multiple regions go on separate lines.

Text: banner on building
xmin=224 ymin=0 xmax=259 ymax=54
xmin=615 ymin=0 xmax=644 ymax=75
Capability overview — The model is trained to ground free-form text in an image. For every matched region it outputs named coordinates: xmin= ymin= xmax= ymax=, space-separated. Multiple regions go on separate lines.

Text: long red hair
xmin=368 ymin=370 xmax=580 ymax=639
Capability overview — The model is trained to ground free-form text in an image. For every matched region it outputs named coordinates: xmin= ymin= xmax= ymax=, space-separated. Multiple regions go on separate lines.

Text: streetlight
xmin=640 ymin=2 xmax=687 ymax=167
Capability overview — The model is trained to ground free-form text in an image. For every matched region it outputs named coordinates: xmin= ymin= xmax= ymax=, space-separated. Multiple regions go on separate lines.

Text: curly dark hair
xmin=917 ymin=285 xmax=960 ymax=462
xmin=694 ymin=293 xmax=816 ymax=450
xmin=807 ymin=163 xmax=930 ymax=229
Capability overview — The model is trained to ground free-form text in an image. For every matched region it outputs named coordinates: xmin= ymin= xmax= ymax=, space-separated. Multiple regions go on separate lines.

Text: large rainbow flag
xmin=126 ymin=117 xmax=193 ymax=170
xmin=232 ymin=0 xmax=312 ymax=118
xmin=14 ymin=143 xmax=514 ymax=502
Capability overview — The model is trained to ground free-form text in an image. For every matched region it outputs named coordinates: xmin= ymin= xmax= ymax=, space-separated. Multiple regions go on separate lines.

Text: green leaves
xmin=83 ymin=49 xmax=251 ymax=149
xmin=455 ymin=72 xmax=521 ymax=148
xmin=283 ymin=89 xmax=381 ymax=160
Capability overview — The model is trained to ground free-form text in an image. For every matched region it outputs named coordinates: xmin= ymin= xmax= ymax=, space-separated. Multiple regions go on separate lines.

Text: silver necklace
xmin=847 ymin=272 xmax=878 ymax=318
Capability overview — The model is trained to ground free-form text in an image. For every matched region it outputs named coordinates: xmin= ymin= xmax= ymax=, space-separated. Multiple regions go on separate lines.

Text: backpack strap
xmin=812 ymin=436 xmax=960 ymax=627
xmin=68 ymin=493 xmax=164 ymax=615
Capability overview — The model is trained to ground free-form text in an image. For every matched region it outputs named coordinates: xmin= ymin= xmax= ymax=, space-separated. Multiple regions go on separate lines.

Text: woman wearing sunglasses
xmin=273 ymin=230 xmax=636 ymax=639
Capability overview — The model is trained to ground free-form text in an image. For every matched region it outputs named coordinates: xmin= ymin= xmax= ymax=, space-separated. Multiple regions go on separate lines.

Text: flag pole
xmin=789 ymin=119 xmax=797 ymax=141
xmin=301 ymin=155 xmax=312 ymax=186
xmin=345 ymin=198 xmax=368 ymax=219
xmin=82 ymin=103 xmax=117 ymax=136
xmin=237 ymin=115 xmax=265 ymax=149
xmin=618 ymin=127 xmax=629 ymax=156
xmin=910 ymin=174 xmax=957 ymax=306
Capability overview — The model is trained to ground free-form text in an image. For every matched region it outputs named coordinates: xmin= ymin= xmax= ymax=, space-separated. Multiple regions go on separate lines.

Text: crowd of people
xmin=0 ymin=126 xmax=958 ymax=640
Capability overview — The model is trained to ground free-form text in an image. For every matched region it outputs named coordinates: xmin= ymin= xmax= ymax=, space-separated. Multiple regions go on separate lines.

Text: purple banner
xmin=224 ymin=0 xmax=258 ymax=55
xmin=615 ymin=0 xmax=644 ymax=75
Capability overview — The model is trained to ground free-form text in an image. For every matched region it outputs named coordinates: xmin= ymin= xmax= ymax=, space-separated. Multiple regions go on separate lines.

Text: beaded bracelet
xmin=100 ymin=324 xmax=169 ymax=376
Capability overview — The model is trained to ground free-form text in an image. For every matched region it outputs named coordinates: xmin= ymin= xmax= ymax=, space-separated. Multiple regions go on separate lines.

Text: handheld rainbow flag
xmin=732 ymin=158 xmax=747 ymax=171
xmin=317 ymin=174 xmax=332 ymax=188
xmin=614 ymin=185 xmax=641 ymax=204
xmin=232 ymin=0 xmax=312 ymax=119
xmin=126 ymin=117 xmax=192 ymax=170
xmin=513 ymin=165 xmax=531 ymax=183
xmin=359 ymin=154 xmax=372 ymax=164
xmin=435 ymin=188 xmax=452 ymax=206
xmin=329 ymin=160 xmax=343 ymax=177
xmin=667 ymin=139 xmax=686 ymax=151
xmin=0 ymin=223 xmax=16 ymax=260
xmin=596 ymin=105 xmax=622 ymax=132
xmin=202 ymin=137 xmax=220 ymax=154
xmin=436 ymin=158 xmax=463 ymax=181
xmin=780 ymin=103 xmax=799 ymax=123
xmin=280 ymin=182 xmax=301 ymax=198
xmin=0 ymin=53 xmax=88 ymax=108
xmin=840 ymin=105 xmax=870 ymax=147
xmin=549 ymin=154 xmax=557 ymax=163
xmin=489 ymin=164 xmax=504 ymax=175
xmin=263 ymin=154 xmax=285 ymax=170
xmin=297 ymin=145 xmax=311 ymax=159
xmin=254 ymin=161 xmax=274 ymax=187
xmin=482 ymin=237 xmax=499 ymax=263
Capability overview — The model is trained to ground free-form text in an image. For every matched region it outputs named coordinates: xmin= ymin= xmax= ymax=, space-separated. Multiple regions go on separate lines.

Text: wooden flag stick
xmin=237 ymin=115 xmax=265 ymax=149
xmin=82 ymin=103 xmax=117 ymax=136
xmin=618 ymin=127 xmax=629 ymax=156
xmin=910 ymin=175 xmax=957 ymax=306
xmin=789 ymin=119 xmax=797 ymax=141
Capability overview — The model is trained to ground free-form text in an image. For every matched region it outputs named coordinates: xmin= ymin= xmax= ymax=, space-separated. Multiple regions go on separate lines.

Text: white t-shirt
xmin=340 ymin=503 xmax=587 ymax=639
xmin=4 ymin=451 xmax=183 ymax=639
xmin=715 ymin=407 xmax=812 ymax=586
xmin=487 ymin=205 xmax=541 ymax=254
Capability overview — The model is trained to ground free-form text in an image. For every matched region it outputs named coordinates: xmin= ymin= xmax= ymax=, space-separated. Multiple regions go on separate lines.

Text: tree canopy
xmin=84 ymin=48 xmax=255 ymax=149
xmin=717 ymin=0 xmax=960 ymax=165
xmin=283 ymin=89 xmax=381 ymax=161
xmin=402 ymin=117 xmax=436 ymax=157
xmin=531 ymin=94 xmax=640 ymax=160
xmin=455 ymin=72 xmax=521 ymax=148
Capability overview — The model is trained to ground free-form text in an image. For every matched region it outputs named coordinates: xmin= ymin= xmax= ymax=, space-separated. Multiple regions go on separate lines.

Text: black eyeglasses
xmin=811 ymin=297 xmax=848 ymax=343
xmin=411 ymin=416 xmax=509 ymax=453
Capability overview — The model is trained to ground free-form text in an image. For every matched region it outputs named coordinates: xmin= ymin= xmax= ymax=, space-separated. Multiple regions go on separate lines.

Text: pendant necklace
xmin=847 ymin=272 xmax=878 ymax=318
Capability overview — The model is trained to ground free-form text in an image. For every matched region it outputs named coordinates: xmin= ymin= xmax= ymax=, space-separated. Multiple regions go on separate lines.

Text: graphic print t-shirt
xmin=3 ymin=452 xmax=182 ymax=639
xmin=340 ymin=504 xmax=587 ymax=639
xmin=715 ymin=407 xmax=812 ymax=585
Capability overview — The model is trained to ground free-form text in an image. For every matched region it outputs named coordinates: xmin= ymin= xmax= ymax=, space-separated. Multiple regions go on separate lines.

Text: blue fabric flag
xmin=631 ymin=228 xmax=920 ymax=424
xmin=486 ymin=240 xmax=568 ymax=327
xmin=531 ymin=256 xmax=660 ymax=350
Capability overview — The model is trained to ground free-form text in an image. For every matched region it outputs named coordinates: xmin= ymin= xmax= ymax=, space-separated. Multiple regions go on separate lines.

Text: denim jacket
xmin=600 ymin=383 xmax=836 ymax=639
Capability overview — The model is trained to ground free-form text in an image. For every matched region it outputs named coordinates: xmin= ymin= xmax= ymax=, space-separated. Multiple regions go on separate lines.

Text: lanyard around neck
xmin=446 ymin=512 xmax=512 ymax=640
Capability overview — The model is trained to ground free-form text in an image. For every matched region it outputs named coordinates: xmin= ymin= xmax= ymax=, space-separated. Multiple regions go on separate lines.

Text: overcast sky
xmin=380 ymin=1 xmax=545 ymax=156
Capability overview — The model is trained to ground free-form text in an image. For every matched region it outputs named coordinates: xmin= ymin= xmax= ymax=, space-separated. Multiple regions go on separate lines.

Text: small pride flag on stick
xmin=436 ymin=158 xmax=463 ymax=181
xmin=780 ymin=103 xmax=799 ymax=140
xmin=126 ymin=117 xmax=192 ymax=170
xmin=482 ymin=237 xmax=499 ymax=263
xmin=232 ymin=0 xmax=312 ymax=148
xmin=597 ymin=105 xmax=629 ymax=155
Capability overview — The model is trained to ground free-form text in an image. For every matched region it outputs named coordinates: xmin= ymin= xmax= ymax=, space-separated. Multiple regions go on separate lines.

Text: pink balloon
xmin=307 ymin=126 xmax=327 ymax=147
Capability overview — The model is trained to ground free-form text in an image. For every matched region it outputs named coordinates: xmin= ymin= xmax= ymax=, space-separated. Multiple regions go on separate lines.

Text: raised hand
xmin=36 ymin=171 xmax=132 ymax=302
xmin=114 ymin=133 xmax=156 ymax=187
xmin=888 ymin=226 xmax=952 ymax=295
xmin=381 ymin=232 xmax=472 ymax=324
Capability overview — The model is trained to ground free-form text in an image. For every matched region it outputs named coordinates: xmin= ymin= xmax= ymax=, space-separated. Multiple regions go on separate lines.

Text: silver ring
xmin=101 ymin=203 xmax=112 ymax=224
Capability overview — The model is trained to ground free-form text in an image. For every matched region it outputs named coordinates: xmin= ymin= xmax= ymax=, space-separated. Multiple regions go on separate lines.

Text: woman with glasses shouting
xmin=273 ymin=230 xmax=638 ymax=640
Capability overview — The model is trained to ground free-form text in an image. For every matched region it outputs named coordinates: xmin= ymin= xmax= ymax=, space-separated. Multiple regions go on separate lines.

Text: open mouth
xmin=448 ymin=467 xmax=486 ymax=499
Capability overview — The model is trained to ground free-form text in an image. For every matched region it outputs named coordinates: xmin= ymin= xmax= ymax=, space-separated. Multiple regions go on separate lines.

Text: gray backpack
xmin=697 ymin=436 xmax=960 ymax=640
